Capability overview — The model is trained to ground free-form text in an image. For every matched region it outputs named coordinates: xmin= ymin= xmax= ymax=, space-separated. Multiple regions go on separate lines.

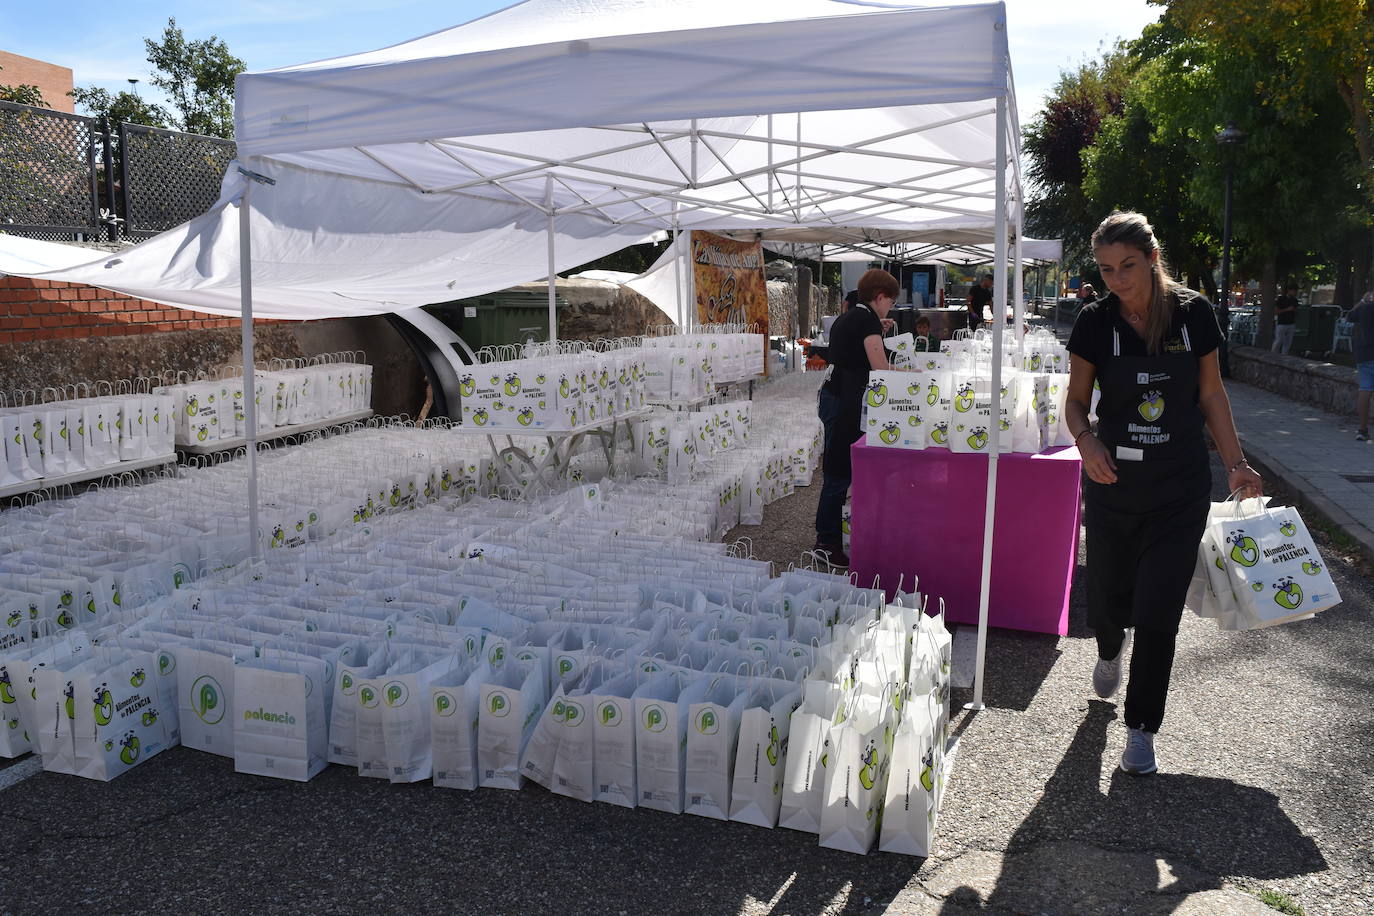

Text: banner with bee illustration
xmin=691 ymin=231 xmax=769 ymax=375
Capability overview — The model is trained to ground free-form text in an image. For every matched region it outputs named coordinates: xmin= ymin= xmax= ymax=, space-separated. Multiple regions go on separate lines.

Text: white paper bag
xmin=819 ymin=690 xmax=894 ymax=854
xmin=233 ymin=650 xmax=329 ymax=782
xmin=431 ymin=662 xmax=492 ymax=791
xmin=728 ymin=682 xmax=802 ymax=828
xmin=477 ymin=661 xmax=546 ymax=789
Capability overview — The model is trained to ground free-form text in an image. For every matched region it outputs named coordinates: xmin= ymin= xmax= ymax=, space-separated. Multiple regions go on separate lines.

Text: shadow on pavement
xmin=937 ymin=701 xmax=1326 ymax=914
xmin=951 ymin=628 xmax=1063 ymax=713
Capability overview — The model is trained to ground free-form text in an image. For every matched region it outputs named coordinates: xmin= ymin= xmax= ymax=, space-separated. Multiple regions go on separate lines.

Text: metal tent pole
xmin=546 ymin=175 xmax=557 ymax=346
xmin=237 ymin=175 xmax=260 ymax=563
xmin=1013 ymin=229 xmax=1024 ymax=357
xmin=968 ymin=93 xmax=1008 ymax=712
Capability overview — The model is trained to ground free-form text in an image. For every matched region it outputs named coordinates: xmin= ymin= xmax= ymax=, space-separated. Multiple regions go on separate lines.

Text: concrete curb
xmin=1238 ymin=430 xmax=1374 ymax=567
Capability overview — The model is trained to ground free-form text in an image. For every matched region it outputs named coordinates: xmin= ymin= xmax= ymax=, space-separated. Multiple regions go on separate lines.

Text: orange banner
xmin=691 ymin=230 xmax=769 ymax=375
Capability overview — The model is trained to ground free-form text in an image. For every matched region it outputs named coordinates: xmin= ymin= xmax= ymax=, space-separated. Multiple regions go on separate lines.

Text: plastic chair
xmin=1334 ymin=319 xmax=1353 ymax=353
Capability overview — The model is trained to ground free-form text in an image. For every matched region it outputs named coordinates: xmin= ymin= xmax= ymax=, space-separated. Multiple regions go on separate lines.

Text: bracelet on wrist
xmin=1229 ymin=458 xmax=1251 ymax=474
xmin=1073 ymin=428 xmax=1093 ymax=444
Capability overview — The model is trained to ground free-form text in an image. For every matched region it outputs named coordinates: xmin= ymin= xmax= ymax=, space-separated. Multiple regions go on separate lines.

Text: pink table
xmin=849 ymin=438 xmax=1082 ymax=635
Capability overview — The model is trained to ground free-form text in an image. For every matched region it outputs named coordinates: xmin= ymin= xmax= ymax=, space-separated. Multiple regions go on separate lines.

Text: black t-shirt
xmin=822 ymin=303 xmax=883 ymax=408
xmin=969 ymin=284 xmax=993 ymax=314
xmin=1349 ymin=299 xmax=1374 ymax=363
xmin=1274 ymin=295 xmax=1299 ymax=325
xmin=1067 ymin=289 xmax=1223 ymax=366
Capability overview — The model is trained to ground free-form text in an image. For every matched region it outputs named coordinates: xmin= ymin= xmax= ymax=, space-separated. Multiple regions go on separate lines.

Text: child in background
xmin=914 ymin=315 xmax=940 ymax=351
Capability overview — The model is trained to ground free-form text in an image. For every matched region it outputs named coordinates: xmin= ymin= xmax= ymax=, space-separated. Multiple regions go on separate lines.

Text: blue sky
xmin=2 ymin=0 xmax=1162 ymax=125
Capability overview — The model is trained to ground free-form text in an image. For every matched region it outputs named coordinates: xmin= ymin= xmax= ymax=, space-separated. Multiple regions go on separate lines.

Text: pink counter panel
xmin=849 ymin=438 xmax=1082 ymax=636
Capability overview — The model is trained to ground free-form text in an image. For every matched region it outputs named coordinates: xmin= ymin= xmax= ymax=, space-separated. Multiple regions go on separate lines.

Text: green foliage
xmin=1024 ymin=2 xmax=1373 ymax=313
xmin=144 ymin=17 xmax=245 ymax=138
xmin=1022 ymin=48 xmax=1135 ymax=271
xmin=68 ymin=87 xmax=172 ymax=129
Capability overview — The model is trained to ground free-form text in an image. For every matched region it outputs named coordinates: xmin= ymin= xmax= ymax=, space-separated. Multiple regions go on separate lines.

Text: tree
xmin=1163 ymin=0 xmax=1374 ymax=305
xmin=0 ymin=66 xmax=47 ymax=107
xmin=68 ymin=87 xmax=171 ymax=129
xmin=143 ymin=17 xmax=245 ymax=138
xmin=1022 ymin=48 xmax=1134 ymax=273
xmin=1122 ymin=7 xmax=1366 ymax=340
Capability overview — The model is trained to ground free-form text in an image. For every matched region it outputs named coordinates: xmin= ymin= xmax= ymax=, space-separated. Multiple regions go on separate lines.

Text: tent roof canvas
xmin=0 ymin=0 xmax=1023 ymax=320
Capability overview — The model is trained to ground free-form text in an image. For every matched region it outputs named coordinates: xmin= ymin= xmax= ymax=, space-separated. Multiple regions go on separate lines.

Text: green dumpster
xmin=425 ymin=290 xmax=566 ymax=354
xmin=1292 ymin=305 xmax=1338 ymax=356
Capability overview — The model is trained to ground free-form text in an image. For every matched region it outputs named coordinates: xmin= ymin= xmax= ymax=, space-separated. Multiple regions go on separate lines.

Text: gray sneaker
xmin=1121 ymin=727 xmax=1158 ymax=775
xmin=1092 ymin=629 xmax=1132 ymax=699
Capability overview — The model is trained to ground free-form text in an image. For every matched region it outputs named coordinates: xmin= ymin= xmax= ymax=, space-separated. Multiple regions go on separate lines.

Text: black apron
xmin=820 ymin=304 xmax=874 ymax=479
xmin=1084 ymin=320 xmax=1211 ymax=634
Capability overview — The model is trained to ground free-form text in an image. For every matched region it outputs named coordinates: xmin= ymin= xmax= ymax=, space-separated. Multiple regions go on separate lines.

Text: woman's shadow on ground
xmin=938 ymin=701 xmax=1326 ymax=914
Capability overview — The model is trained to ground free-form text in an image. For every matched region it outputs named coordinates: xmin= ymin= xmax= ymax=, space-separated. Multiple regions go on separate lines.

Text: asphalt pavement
xmin=1 ymin=374 xmax=1370 ymax=916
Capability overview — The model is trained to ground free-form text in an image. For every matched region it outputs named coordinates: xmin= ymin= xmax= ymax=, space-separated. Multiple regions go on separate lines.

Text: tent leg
xmin=546 ymin=176 xmax=557 ymax=347
xmin=1013 ymin=229 xmax=1024 ymax=356
xmin=968 ymin=93 xmax=1008 ymax=712
xmin=238 ymin=180 xmax=260 ymax=563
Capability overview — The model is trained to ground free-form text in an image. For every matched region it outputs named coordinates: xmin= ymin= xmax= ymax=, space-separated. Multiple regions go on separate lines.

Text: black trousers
xmin=1084 ymin=454 xmax=1209 ymax=733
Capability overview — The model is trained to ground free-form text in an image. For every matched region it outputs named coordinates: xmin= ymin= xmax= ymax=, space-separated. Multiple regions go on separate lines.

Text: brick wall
xmin=0 ymin=50 xmax=75 ymax=113
xmin=0 ymin=276 xmax=244 ymax=345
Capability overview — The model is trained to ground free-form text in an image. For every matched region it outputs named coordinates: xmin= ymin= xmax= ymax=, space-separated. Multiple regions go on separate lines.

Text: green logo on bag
xmin=359 ymin=686 xmax=379 ymax=708
xmin=695 ymin=709 xmax=718 ymax=735
xmin=488 ymin=691 xmax=510 ymax=717
xmin=384 ymin=681 xmax=409 ymax=708
xmin=598 ymin=701 xmax=620 ymax=726
xmin=1301 ymin=560 xmax=1322 ymax=576
xmin=557 ymin=656 xmax=575 ymax=678
xmin=192 ymin=676 xmax=224 ymax=724
xmin=561 ymin=700 xmax=583 ymax=726
xmin=158 ymin=653 xmax=175 ymax=676
xmin=340 ymin=672 xmax=357 ymax=695
xmin=642 ymin=704 xmax=666 ymax=732
xmin=1273 ymin=576 xmax=1303 ymax=610
xmin=93 ymin=684 xmax=113 ymax=725
xmin=1279 ymin=520 xmax=1297 ymax=538
xmin=435 ymin=692 xmax=456 ymax=717
xmin=1227 ymin=530 xmax=1259 ymax=568
xmin=119 ymin=732 xmax=140 ymax=765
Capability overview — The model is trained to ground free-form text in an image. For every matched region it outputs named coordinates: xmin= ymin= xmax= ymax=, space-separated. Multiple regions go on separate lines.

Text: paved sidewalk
xmin=1225 ymin=380 xmax=1374 ymax=560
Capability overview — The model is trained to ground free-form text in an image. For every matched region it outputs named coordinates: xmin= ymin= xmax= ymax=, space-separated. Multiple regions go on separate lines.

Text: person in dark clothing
xmin=1272 ymin=285 xmax=1299 ymax=354
xmin=814 ymin=269 xmax=902 ymax=567
xmin=842 ymin=289 xmax=860 ymax=312
xmin=1066 ymin=211 xmax=1261 ymax=777
xmin=967 ymin=275 xmax=993 ymax=331
xmin=1079 ymin=283 xmax=1097 ymax=304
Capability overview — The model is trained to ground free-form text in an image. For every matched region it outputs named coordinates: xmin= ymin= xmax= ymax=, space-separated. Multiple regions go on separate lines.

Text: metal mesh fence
xmin=0 ymin=101 xmax=237 ymax=242
xmin=120 ymin=123 xmax=235 ymax=237
xmin=0 ymin=101 xmax=99 ymax=236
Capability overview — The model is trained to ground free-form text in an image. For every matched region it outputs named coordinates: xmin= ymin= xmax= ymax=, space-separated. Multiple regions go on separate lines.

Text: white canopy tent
xmin=0 ymin=0 xmax=1030 ymax=707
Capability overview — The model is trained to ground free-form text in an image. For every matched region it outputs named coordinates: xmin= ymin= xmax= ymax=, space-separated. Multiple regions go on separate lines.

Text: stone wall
xmin=1230 ymin=346 xmax=1360 ymax=418
xmin=0 ymin=310 xmax=426 ymax=419
xmin=508 ymin=278 xmax=674 ymax=340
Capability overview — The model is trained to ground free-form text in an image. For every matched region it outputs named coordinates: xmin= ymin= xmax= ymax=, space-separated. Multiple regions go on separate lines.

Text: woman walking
xmin=1065 ymin=212 xmax=1262 ymax=775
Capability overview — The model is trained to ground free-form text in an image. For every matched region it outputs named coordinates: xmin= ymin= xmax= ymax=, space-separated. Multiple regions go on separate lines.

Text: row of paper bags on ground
xmin=0 ymin=599 xmax=954 ymax=856
xmin=1188 ymin=496 xmax=1342 ymax=630
xmin=1 ymin=395 xmax=175 ymax=487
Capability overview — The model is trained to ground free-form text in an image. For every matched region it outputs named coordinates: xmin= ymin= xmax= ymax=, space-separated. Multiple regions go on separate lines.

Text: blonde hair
xmin=1091 ymin=211 xmax=1181 ymax=355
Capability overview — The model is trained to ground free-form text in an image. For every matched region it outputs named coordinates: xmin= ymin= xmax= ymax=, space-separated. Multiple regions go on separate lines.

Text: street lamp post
xmin=1216 ymin=122 xmax=1246 ymax=377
